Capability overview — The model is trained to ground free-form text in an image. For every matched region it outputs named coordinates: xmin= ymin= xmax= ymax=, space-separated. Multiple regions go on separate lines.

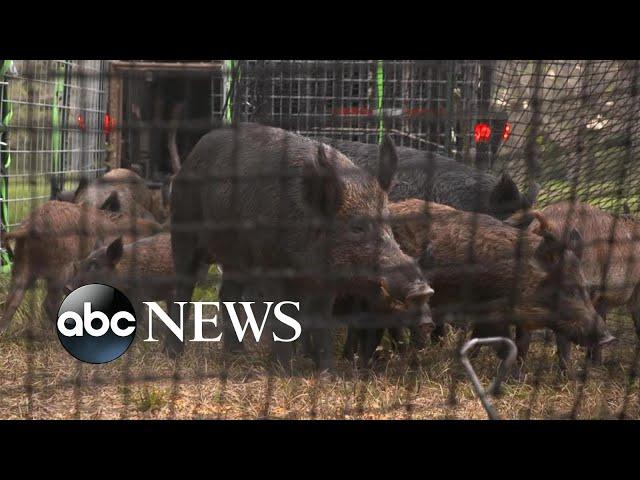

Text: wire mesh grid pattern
xmin=492 ymin=60 xmax=640 ymax=210
xmin=0 ymin=60 xmax=107 ymax=230
xmin=233 ymin=60 xmax=482 ymax=155
xmin=0 ymin=60 xmax=639 ymax=420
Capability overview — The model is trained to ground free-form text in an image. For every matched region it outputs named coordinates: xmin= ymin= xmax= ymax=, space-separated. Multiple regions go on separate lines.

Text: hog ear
xmin=489 ymin=172 xmax=520 ymax=210
xmin=74 ymin=176 xmax=90 ymax=201
xmin=99 ymin=191 xmax=121 ymax=213
xmin=302 ymin=144 xmax=344 ymax=216
xmin=377 ymin=134 xmax=398 ymax=192
xmin=106 ymin=237 xmax=124 ymax=266
xmin=534 ymin=232 xmax=565 ymax=269
xmin=567 ymin=228 xmax=584 ymax=260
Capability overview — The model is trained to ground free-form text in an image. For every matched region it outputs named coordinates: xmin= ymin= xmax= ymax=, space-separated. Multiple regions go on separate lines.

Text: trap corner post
xmin=0 ymin=60 xmax=13 ymax=273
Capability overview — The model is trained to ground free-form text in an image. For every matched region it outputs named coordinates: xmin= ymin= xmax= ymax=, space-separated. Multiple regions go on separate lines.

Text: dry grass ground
xmin=0 ymin=276 xmax=639 ymax=420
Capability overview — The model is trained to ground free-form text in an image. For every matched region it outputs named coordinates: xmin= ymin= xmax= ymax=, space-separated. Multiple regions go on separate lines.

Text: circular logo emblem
xmin=57 ymin=284 xmax=137 ymax=364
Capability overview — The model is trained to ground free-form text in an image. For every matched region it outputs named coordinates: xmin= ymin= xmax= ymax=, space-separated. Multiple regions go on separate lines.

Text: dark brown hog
xmin=73 ymin=169 xmax=158 ymax=222
xmin=0 ymin=198 xmax=162 ymax=334
xmin=511 ymin=200 xmax=640 ymax=368
xmin=169 ymin=123 xmax=433 ymax=370
xmin=343 ymin=199 xmax=615 ymax=366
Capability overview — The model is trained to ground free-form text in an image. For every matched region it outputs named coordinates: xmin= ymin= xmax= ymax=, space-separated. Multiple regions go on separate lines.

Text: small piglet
xmin=343 ymin=199 xmax=615 ymax=366
xmin=0 ymin=197 xmax=161 ymax=333
xmin=65 ymin=233 xmax=175 ymax=309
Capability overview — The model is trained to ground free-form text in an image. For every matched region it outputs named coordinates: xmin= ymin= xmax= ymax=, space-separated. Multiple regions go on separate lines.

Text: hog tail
xmin=168 ymin=102 xmax=185 ymax=175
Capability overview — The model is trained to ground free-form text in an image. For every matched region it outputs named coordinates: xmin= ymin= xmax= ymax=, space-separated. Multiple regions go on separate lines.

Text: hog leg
xmin=586 ymin=304 xmax=608 ymax=365
xmin=268 ymin=282 xmax=299 ymax=370
xmin=356 ymin=329 xmax=385 ymax=368
xmin=305 ymin=293 xmax=336 ymax=372
xmin=0 ymin=264 xmax=35 ymax=334
xmin=220 ymin=277 xmax=246 ymax=353
xmin=555 ymin=334 xmax=572 ymax=373
xmin=43 ymin=282 xmax=64 ymax=324
xmin=514 ymin=325 xmax=531 ymax=364
xmin=633 ymin=308 xmax=640 ymax=339
xmin=166 ymin=235 xmax=203 ymax=357
xmin=301 ymin=331 xmax=314 ymax=358
xmin=514 ymin=325 xmax=531 ymax=378
xmin=389 ymin=327 xmax=408 ymax=353
xmin=342 ymin=327 xmax=358 ymax=360
xmin=470 ymin=323 xmax=512 ymax=360
xmin=430 ymin=324 xmax=447 ymax=343
xmin=335 ymin=296 xmax=365 ymax=360
xmin=165 ymin=276 xmax=197 ymax=358
xmin=408 ymin=325 xmax=428 ymax=350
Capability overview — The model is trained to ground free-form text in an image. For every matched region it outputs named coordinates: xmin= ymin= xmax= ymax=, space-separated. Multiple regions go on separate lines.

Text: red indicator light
xmin=103 ymin=113 xmax=113 ymax=136
xmin=474 ymin=123 xmax=491 ymax=143
xmin=502 ymin=122 xmax=512 ymax=141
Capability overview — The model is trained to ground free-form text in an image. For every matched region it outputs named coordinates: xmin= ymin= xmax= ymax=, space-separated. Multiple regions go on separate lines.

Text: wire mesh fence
xmin=0 ymin=59 xmax=639 ymax=420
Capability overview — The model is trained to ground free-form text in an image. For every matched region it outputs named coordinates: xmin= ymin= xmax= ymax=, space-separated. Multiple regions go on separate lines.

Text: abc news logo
xmin=57 ymin=284 xmax=302 ymax=364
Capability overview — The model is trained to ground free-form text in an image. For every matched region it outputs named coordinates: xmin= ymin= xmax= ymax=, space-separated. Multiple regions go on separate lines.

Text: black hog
xmin=510 ymin=201 xmax=639 ymax=368
xmin=169 ymin=123 xmax=433 ymax=369
xmin=0 ymin=198 xmax=162 ymax=334
xmin=319 ymin=138 xmax=538 ymax=220
xmin=343 ymin=199 xmax=615 ymax=366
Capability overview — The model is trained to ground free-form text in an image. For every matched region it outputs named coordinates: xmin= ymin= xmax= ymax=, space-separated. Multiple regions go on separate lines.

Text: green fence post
xmin=377 ymin=60 xmax=385 ymax=144
xmin=51 ymin=61 xmax=65 ymax=198
xmin=0 ymin=60 xmax=13 ymax=273
xmin=223 ymin=60 xmax=238 ymax=124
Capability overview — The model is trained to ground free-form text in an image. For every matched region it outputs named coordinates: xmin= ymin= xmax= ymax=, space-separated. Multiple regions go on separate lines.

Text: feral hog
xmin=73 ymin=169 xmax=158 ymax=222
xmin=513 ymin=200 xmax=640 ymax=368
xmin=0 ymin=199 xmax=161 ymax=333
xmin=169 ymin=123 xmax=433 ymax=369
xmin=65 ymin=233 xmax=175 ymax=321
xmin=343 ymin=199 xmax=615 ymax=366
xmin=319 ymin=138 xmax=539 ymax=220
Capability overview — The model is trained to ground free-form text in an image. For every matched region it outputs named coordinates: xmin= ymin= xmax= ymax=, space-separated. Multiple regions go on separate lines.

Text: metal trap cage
xmin=1 ymin=59 xmax=640 ymax=420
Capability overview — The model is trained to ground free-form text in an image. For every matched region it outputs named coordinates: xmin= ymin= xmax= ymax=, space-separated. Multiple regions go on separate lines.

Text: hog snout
xmin=380 ymin=255 xmax=432 ymax=305
xmin=406 ymin=282 xmax=435 ymax=306
xmin=593 ymin=316 xmax=616 ymax=347
xmin=573 ymin=314 xmax=616 ymax=347
xmin=598 ymin=331 xmax=617 ymax=347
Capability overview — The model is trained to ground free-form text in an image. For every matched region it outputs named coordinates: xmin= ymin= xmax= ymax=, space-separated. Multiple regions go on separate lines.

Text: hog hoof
xmin=556 ymin=366 xmax=576 ymax=382
xmin=487 ymin=383 xmax=504 ymax=397
xmin=586 ymin=348 xmax=603 ymax=366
